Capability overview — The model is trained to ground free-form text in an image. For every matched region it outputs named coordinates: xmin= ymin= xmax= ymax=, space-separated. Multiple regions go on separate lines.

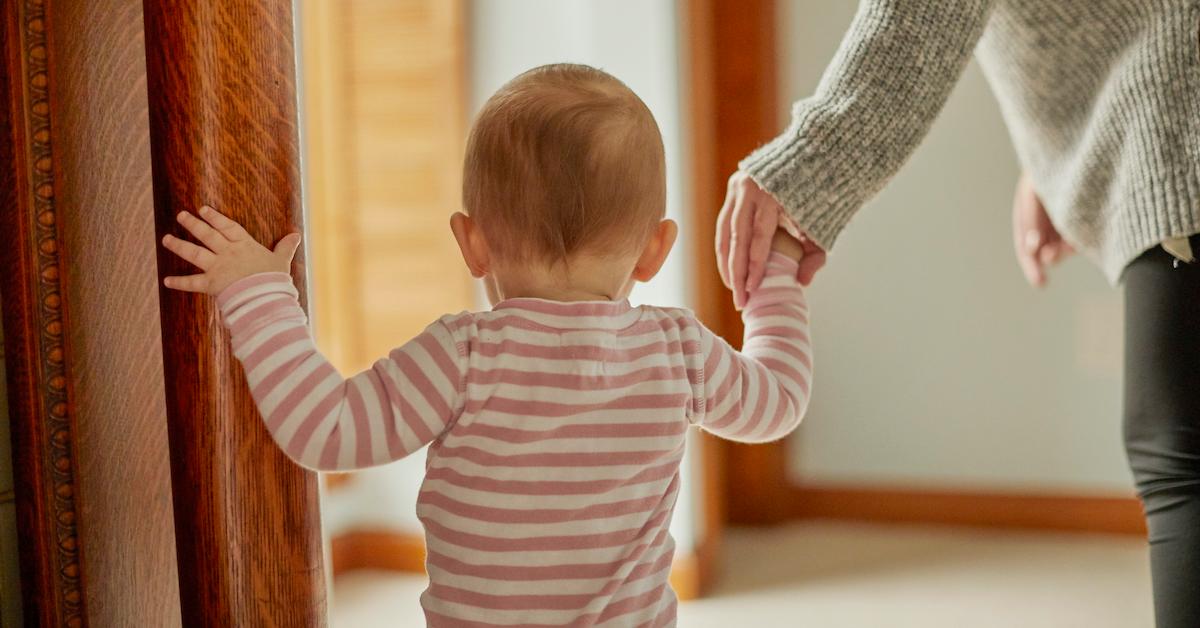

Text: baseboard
xmin=787 ymin=483 xmax=1147 ymax=536
xmin=668 ymin=549 xmax=701 ymax=600
xmin=323 ymin=472 xmax=354 ymax=491
xmin=330 ymin=530 xmax=427 ymax=577
xmin=329 ymin=529 xmax=709 ymax=600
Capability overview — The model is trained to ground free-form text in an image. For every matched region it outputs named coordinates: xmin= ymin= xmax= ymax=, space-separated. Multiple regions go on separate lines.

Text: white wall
xmin=779 ymin=2 xmax=1130 ymax=493
xmin=325 ymin=0 xmax=703 ymax=553
xmin=468 ymin=0 xmax=691 ymax=310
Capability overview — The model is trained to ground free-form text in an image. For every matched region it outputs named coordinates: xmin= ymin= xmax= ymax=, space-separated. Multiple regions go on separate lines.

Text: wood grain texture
xmin=790 ymin=484 xmax=1147 ymax=536
xmin=700 ymin=0 xmax=792 ymax=526
xmin=49 ymin=0 xmax=182 ymax=624
xmin=0 ymin=1 xmax=89 ymax=624
xmin=142 ymin=0 xmax=327 ymax=624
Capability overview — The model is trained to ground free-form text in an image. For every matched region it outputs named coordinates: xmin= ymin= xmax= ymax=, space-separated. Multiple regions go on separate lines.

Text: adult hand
xmin=716 ymin=171 xmax=826 ymax=308
xmin=1011 ymin=173 xmax=1073 ymax=287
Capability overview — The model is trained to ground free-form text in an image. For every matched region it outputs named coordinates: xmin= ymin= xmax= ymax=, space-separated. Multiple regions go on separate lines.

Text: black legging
xmin=1123 ymin=233 xmax=1200 ymax=628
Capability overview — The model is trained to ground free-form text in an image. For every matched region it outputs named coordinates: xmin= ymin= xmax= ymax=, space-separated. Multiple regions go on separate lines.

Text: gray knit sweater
xmin=741 ymin=0 xmax=1200 ymax=283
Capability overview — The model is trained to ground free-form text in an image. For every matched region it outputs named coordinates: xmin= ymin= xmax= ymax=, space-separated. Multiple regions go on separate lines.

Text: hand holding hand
xmin=770 ymin=228 xmax=807 ymax=262
xmin=1011 ymin=173 xmax=1073 ymax=287
xmin=716 ymin=172 xmax=826 ymax=308
xmin=161 ymin=205 xmax=301 ymax=296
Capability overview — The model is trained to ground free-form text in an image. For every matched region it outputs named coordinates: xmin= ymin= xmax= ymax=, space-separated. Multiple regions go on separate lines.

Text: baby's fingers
xmin=162 ymin=234 xmax=215 ymax=270
xmin=745 ymin=204 xmax=779 ymax=292
xmin=796 ymin=246 xmax=826 ymax=286
xmin=198 ymin=205 xmax=250 ymax=242
xmin=177 ymin=210 xmax=228 ymax=251
xmin=273 ymin=232 xmax=302 ymax=263
xmin=163 ymin=274 xmax=211 ymax=294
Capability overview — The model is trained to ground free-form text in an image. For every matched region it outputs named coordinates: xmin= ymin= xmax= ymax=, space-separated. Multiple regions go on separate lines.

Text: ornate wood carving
xmin=0 ymin=1 xmax=87 ymax=625
xmin=49 ymin=0 xmax=183 ymax=623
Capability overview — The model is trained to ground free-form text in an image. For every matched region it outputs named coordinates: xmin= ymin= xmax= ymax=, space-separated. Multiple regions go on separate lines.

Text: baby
xmin=162 ymin=63 xmax=812 ymax=627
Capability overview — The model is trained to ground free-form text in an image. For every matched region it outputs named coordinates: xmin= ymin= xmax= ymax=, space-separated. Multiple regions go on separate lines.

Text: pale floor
xmin=331 ymin=521 xmax=1154 ymax=628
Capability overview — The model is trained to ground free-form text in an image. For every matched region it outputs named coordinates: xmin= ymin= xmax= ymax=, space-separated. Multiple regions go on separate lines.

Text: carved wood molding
xmin=0 ymin=0 xmax=88 ymax=625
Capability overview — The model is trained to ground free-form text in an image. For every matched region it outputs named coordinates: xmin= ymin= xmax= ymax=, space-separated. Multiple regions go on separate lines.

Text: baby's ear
xmin=450 ymin=212 xmax=491 ymax=278
xmin=632 ymin=219 xmax=678 ymax=282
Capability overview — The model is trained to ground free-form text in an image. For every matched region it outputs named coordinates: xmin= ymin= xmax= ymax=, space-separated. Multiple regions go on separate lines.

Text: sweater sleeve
xmin=216 ymin=272 xmax=468 ymax=472
xmin=740 ymin=0 xmax=996 ymax=251
xmin=690 ymin=253 xmax=812 ymax=443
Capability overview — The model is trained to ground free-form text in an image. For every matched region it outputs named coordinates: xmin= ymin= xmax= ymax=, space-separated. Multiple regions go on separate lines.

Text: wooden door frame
xmin=682 ymin=0 xmax=792 ymax=530
xmin=2 ymin=1 xmax=330 ymax=624
xmin=143 ymin=0 xmax=327 ymax=623
xmin=687 ymin=0 xmax=1145 ymax=538
xmin=1 ymin=2 xmax=91 ymax=622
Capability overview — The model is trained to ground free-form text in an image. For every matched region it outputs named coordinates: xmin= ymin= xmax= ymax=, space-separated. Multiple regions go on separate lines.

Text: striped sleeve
xmin=217 ymin=272 xmax=468 ymax=471
xmin=690 ymin=253 xmax=812 ymax=442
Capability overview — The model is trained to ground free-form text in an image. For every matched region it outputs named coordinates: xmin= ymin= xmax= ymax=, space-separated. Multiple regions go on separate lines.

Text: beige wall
xmin=778 ymin=1 xmax=1129 ymax=493
xmin=0 ymin=298 xmax=23 ymax=625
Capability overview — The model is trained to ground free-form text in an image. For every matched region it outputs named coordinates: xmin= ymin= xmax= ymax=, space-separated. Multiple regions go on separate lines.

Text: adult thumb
xmin=274 ymin=232 xmax=303 ymax=262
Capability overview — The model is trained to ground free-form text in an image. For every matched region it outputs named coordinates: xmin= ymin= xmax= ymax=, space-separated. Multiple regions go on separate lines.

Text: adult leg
xmin=1123 ymin=235 xmax=1200 ymax=628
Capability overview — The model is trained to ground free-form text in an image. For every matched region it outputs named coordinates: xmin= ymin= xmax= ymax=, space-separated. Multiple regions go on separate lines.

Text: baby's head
xmin=451 ymin=64 xmax=676 ymax=304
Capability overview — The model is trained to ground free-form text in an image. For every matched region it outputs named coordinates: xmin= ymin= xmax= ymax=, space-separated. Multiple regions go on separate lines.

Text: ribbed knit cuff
xmin=739 ymin=129 xmax=863 ymax=254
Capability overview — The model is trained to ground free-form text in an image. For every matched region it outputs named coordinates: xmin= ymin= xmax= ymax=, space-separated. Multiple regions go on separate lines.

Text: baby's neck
xmin=490 ymin=255 xmax=635 ymax=303
xmin=501 ymin=284 xmax=619 ymax=302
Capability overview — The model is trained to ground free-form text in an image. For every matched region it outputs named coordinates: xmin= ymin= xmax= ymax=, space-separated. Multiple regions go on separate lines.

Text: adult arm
xmin=721 ymin=0 xmax=997 ymax=303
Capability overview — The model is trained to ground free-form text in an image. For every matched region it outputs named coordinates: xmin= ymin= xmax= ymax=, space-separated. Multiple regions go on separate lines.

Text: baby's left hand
xmin=161 ymin=205 xmax=301 ymax=296
xmin=770 ymin=228 xmax=806 ymax=262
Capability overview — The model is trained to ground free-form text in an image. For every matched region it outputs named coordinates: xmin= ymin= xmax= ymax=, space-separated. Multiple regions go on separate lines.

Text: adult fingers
xmin=1017 ymin=240 xmax=1045 ymax=287
xmin=163 ymin=274 xmax=211 ymax=293
xmin=198 ymin=205 xmax=250 ymax=242
xmin=715 ymin=186 xmax=735 ymax=288
xmin=728 ymin=192 xmax=756 ymax=309
xmin=745 ymin=203 xmax=779 ymax=292
xmin=1038 ymin=239 xmax=1074 ymax=266
xmin=161 ymin=233 xmax=215 ymax=270
xmin=176 ymin=210 xmax=228 ymax=252
xmin=1011 ymin=226 xmax=1043 ymax=287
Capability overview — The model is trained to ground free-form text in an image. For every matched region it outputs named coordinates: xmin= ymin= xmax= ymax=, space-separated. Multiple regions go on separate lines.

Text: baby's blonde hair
xmin=463 ymin=63 xmax=666 ymax=264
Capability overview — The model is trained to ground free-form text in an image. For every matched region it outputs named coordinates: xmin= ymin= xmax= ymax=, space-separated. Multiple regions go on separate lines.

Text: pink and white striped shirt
xmin=218 ymin=252 xmax=812 ymax=627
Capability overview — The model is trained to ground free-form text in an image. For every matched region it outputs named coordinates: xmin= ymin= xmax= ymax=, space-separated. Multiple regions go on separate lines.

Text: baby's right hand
xmin=161 ymin=205 xmax=301 ymax=296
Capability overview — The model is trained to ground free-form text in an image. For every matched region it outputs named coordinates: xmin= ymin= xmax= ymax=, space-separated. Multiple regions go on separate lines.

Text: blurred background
xmin=290 ymin=0 xmax=1151 ymax=626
